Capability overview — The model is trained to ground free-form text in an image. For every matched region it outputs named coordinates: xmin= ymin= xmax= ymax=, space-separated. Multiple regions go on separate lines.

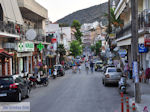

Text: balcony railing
xmin=116 ymin=9 xmax=150 ymax=39
xmin=0 ymin=21 xmax=21 ymax=36
xmin=0 ymin=20 xmax=47 ymax=42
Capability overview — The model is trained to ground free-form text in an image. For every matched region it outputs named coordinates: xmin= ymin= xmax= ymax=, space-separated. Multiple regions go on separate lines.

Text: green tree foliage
xmin=91 ymin=45 xmax=96 ymax=52
xmin=105 ymin=8 xmax=124 ymax=33
xmin=71 ymin=20 xmax=82 ymax=44
xmin=56 ymin=44 xmax=66 ymax=62
xmin=70 ymin=40 xmax=82 ymax=57
xmin=95 ymin=40 xmax=102 ymax=56
xmin=56 ymin=44 xmax=66 ymax=56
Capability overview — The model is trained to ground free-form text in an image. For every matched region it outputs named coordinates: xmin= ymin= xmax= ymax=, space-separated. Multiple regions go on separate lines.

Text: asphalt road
xmin=24 ymin=68 xmax=121 ymax=112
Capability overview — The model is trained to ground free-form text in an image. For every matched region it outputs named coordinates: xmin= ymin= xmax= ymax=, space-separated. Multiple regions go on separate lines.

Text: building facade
xmin=0 ymin=0 xmax=23 ymax=76
xmin=115 ymin=0 xmax=150 ymax=70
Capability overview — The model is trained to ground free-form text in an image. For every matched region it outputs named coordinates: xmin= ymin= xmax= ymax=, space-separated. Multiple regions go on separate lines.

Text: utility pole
xmin=108 ymin=0 xmax=111 ymax=34
xmin=131 ymin=0 xmax=141 ymax=103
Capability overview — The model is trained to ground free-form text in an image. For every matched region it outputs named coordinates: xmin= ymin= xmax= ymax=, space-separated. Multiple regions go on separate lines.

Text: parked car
xmin=95 ymin=61 xmax=103 ymax=71
xmin=54 ymin=64 xmax=65 ymax=76
xmin=102 ymin=67 xmax=122 ymax=86
xmin=0 ymin=75 xmax=30 ymax=102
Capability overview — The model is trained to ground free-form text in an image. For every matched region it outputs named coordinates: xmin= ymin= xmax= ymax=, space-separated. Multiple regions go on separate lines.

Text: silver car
xmin=102 ymin=67 xmax=122 ymax=86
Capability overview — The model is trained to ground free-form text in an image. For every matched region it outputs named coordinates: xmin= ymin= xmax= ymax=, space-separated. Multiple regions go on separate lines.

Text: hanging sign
xmin=51 ymin=38 xmax=57 ymax=43
xmin=144 ymin=34 xmax=150 ymax=47
xmin=37 ymin=43 xmax=44 ymax=51
xmin=139 ymin=44 xmax=148 ymax=53
xmin=17 ymin=42 xmax=34 ymax=52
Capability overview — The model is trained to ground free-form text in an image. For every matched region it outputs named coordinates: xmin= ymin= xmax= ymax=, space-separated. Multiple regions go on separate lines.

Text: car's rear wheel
xmin=104 ymin=81 xmax=107 ymax=86
xmin=26 ymin=88 xmax=30 ymax=98
xmin=16 ymin=92 xmax=21 ymax=102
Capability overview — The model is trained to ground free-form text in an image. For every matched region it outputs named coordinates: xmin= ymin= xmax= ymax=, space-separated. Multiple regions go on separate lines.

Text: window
xmin=0 ymin=77 xmax=14 ymax=85
xmin=108 ymin=68 xmax=117 ymax=72
xmin=15 ymin=77 xmax=24 ymax=83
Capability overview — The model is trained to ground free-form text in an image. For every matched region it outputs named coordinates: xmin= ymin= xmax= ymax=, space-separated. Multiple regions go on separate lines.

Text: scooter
xmin=53 ymin=69 xmax=57 ymax=79
xmin=118 ymin=76 xmax=127 ymax=94
xmin=29 ymin=75 xmax=49 ymax=87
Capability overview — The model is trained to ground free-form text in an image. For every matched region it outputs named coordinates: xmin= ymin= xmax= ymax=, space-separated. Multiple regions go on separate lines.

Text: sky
xmin=35 ymin=0 xmax=108 ymax=22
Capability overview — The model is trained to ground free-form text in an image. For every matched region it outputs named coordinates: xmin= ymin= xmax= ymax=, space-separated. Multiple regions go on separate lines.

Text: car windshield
xmin=0 ymin=77 xmax=14 ymax=85
xmin=108 ymin=68 xmax=117 ymax=72
xmin=97 ymin=62 xmax=103 ymax=64
xmin=108 ymin=68 xmax=122 ymax=72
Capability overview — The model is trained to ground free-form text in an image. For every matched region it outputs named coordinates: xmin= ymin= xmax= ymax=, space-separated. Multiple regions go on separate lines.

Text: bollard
xmin=132 ymin=103 xmax=136 ymax=112
xmin=126 ymin=97 xmax=130 ymax=112
xmin=121 ymin=92 xmax=124 ymax=112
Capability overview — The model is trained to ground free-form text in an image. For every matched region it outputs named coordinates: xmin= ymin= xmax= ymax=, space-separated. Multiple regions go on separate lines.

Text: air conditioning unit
xmin=3 ymin=43 xmax=16 ymax=49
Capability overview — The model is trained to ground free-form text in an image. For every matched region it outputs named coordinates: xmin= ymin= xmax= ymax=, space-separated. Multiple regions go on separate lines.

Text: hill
xmin=57 ymin=2 xmax=108 ymax=25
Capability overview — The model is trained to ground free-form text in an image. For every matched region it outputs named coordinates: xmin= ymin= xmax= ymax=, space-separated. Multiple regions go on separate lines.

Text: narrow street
xmin=24 ymin=68 xmax=121 ymax=112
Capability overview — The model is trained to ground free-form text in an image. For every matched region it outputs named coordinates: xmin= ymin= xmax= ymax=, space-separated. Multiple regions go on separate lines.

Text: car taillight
xmin=105 ymin=74 xmax=110 ymax=78
xmin=10 ymin=83 xmax=18 ymax=89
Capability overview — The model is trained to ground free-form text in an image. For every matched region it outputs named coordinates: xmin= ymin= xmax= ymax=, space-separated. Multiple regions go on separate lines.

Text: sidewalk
xmin=127 ymin=80 xmax=150 ymax=112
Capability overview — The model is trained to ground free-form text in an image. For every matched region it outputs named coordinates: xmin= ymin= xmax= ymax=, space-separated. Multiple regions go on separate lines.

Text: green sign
xmin=18 ymin=43 xmax=24 ymax=52
xmin=37 ymin=43 xmax=44 ymax=51
xmin=24 ymin=42 xmax=34 ymax=51
xmin=18 ymin=42 xmax=34 ymax=52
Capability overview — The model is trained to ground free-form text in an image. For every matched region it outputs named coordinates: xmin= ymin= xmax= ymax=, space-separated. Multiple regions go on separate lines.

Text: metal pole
xmin=131 ymin=0 xmax=141 ymax=103
xmin=108 ymin=0 xmax=111 ymax=34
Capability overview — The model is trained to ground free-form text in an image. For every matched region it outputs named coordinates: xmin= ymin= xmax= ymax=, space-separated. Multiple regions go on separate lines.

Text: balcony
xmin=116 ymin=9 xmax=150 ymax=39
xmin=0 ymin=21 xmax=21 ymax=38
xmin=17 ymin=0 xmax=48 ymax=22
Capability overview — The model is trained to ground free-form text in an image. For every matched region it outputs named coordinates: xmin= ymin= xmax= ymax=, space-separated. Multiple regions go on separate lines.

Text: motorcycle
xmin=29 ymin=75 xmax=49 ymax=87
xmin=53 ymin=69 xmax=57 ymax=79
xmin=118 ymin=76 xmax=127 ymax=94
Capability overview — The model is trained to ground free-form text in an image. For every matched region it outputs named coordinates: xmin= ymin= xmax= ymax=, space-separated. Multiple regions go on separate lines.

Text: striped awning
xmin=0 ymin=0 xmax=23 ymax=24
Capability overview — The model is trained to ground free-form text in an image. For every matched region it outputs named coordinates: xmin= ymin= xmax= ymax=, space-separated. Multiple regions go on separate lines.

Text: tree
xmin=105 ymin=8 xmax=124 ymax=33
xmin=70 ymin=40 xmax=82 ymax=57
xmin=95 ymin=40 xmax=102 ymax=56
xmin=91 ymin=45 xmax=96 ymax=52
xmin=71 ymin=20 xmax=82 ymax=44
xmin=56 ymin=44 xmax=66 ymax=62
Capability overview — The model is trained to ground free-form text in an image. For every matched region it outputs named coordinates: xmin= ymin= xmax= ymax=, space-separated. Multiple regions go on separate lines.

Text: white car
xmin=102 ymin=67 xmax=122 ymax=86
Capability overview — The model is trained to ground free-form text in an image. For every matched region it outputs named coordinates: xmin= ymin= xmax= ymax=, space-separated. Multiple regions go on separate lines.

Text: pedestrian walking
xmin=85 ymin=61 xmax=89 ymax=74
xmin=145 ymin=68 xmax=150 ymax=83
xmin=124 ymin=60 xmax=129 ymax=78
xmin=90 ymin=60 xmax=94 ymax=73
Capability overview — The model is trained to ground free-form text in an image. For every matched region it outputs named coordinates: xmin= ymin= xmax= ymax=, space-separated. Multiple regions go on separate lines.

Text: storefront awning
xmin=0 ymin=49 xmax=13 ymax=58
xmin=117 ymin=36 xmax=144 ymax=47
xmin=0 ymin=0 xmax=23 ymax=24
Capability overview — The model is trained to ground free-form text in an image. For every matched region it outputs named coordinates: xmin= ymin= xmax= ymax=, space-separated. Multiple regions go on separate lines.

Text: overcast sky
xmin=35 ymin=0 xmax=108 ymax=22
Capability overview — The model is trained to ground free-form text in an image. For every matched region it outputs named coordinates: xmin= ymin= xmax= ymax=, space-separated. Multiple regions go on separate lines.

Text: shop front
xmin=0 ymin=49 xmax=13 ymax=76
xmin=17 ymin=41 xmax=34 ymax=75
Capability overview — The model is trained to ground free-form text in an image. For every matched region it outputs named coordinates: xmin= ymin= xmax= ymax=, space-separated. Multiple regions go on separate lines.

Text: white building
xmin=45 ymin=22 xmax=71 ymax=51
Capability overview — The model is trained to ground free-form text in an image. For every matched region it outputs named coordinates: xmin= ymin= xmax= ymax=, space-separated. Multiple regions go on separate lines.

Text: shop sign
xmin=18 ymin=42 xmax=34 ymax=52
xmin=144 ymin=34 xmax=150 ymax=47
xmin=51 ymin=38 xmax=57 ymax=43
xmin=24 ymin=42 xmax=34 ymax=52
xmin=118 ymin=49 xmax=127 ymax=55
xmin=109 ymin=33 xmax=115 ymax=39
xmin=139 ymin=44 xmax=148 ymax=53
xmin=37 ymin=43 xmax=44 ymax=51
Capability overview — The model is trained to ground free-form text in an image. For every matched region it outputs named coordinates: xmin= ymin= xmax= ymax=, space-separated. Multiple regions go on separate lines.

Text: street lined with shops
xmin=24 ymin=69 xmax=121 ymax=112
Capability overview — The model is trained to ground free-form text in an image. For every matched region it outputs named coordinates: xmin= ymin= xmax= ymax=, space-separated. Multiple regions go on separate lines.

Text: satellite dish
xmin=26 ymin=29 xmax=37 ymax=40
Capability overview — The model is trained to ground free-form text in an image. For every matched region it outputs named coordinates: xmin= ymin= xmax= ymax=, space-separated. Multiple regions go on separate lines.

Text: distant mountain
xmin=57 ymin=2 xmax=109 ymax=25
